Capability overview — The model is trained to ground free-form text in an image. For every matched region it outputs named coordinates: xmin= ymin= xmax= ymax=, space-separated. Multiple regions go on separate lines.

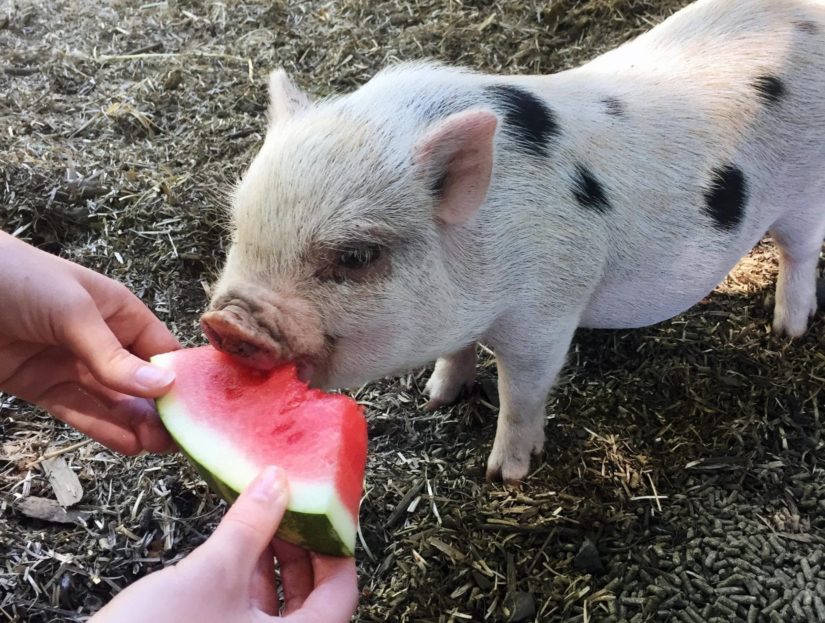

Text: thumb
xmin=203 ymin=466 xmax=290 ymax=576
xmin=61 ymin=296 xmax=175 ymax=397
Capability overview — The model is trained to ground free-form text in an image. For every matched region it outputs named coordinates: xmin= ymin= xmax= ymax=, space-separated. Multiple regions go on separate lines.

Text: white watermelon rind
xmin=152 ymin=352 xmax=357 ymax=557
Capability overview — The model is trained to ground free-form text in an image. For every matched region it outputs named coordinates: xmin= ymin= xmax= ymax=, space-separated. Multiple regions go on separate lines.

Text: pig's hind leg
xmin=485 ymin=314 xmax=579 ymax=483
xmin=769 ymin=208 xmax=825 ymax=337
xmin=424 ymin=344 xmax=477 ymax=410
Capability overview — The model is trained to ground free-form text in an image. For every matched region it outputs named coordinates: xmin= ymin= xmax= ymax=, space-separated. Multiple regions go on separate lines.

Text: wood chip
xmin=15 ymin=497 xmax=89 ymax=525
xmin=41 ymin=456 xmax=84 ymax=507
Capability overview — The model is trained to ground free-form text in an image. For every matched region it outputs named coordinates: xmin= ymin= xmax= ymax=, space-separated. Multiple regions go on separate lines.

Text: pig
xmin=201 ymin=0 xmax=825 ymax=483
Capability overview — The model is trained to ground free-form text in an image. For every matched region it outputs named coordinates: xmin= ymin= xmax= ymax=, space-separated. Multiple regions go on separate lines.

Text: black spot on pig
xmin=704 ymin=164 xmax=748 ymax=231
xmin=753 ymin=75 xmax=786 ymax=106
xmin=794 ymin=20 xmax=819 ymax=35
xmin=572 ymin=164 xmax=611 ymax=214
xmin=602 ymin=97 xmax=626 ymax=118
xmin=484 ymin=84 xmax=559 ymax=157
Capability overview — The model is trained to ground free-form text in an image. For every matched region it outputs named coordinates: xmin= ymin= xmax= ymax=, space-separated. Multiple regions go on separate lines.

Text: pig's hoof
xmin=485 ymin=438 xmax=543 ymax=484
xmin=773 ymin=318 xmax=807 ymax=338
xmin=772 ymin=306 xmax=815 ymax=338
xmin=485 ymin=462 xmax=528 ymax=485
xmin=424 ymin=371 xmax=477 ymax=411
xmin=424 ymin=381 xmax=477 ymax=411
xmin=773 ymin=290 xmax=817 ymax=338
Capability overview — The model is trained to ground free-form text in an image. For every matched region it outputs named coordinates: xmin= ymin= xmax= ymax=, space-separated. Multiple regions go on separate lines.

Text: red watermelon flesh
xmin=151 ymin=346 xmax=367 ymax=557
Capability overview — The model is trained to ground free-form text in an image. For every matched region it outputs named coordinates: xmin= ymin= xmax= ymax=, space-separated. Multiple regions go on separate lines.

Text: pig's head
xmin=202 ymin=66 xmax=498 ymax=389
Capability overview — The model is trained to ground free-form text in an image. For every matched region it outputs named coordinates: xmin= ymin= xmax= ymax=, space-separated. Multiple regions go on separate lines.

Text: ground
xmin=1 ymin=0 xmax=824 ymax=621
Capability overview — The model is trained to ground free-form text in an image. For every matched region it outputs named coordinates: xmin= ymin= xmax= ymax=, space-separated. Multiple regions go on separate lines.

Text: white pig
xmin=201 ymin=0 xmax=825 ymax=482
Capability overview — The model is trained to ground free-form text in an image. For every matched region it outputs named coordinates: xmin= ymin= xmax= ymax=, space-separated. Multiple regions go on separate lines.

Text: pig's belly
xmin=579 ymin=276 xmax=726 ymax=329
xmin=578 ymin=214 xmax=774 ymax=329
xmin=578 ymin=242 xmax=749 ymax=329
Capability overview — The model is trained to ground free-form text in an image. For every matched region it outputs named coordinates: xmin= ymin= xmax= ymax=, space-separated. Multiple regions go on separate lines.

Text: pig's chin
xmin=306 ymin=356 xmax=356 ymax=390
xmin=305 ymin=361 xmax=337 ymax=390
xmin=294 ymin=358 xmax=316 ymax=384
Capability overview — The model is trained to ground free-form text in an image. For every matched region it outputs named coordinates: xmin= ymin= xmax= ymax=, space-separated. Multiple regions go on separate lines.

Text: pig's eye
xmin=336 ymin=244 xmax=382 ymax=270
xmin=315 ymin=243 xmax=386 ymax=283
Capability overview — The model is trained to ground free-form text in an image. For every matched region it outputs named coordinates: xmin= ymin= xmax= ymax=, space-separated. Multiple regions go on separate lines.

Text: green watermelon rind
xmin=182 ymin=448 xmax=352 ymax=557
xmin=152 ymin=353 xmax=357 ymax=558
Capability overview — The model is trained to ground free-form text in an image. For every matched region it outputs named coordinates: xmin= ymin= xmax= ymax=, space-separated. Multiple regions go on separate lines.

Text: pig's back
xmin=514 ymin=0 xmax=825 ymax=328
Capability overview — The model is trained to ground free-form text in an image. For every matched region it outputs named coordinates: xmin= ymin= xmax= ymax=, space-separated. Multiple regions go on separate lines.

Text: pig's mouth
xmin=200 ymin=302 xmax=336 ymax=384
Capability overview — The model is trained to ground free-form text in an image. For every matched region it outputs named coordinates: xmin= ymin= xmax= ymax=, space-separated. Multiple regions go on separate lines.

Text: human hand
xmin=90 ymin=466 xmax=359 ymax=623
xmin=0 ymin=232 xmax=180 ymax=453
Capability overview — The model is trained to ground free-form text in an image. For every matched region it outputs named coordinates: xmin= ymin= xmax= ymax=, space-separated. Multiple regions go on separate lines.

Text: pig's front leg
xmin=424 ymin=344 xmax=477 ymax=410
xmin=770 ymin=214 xmax=825 ymax=338
xmin=485 ymin=316 xmax=579 ymax=483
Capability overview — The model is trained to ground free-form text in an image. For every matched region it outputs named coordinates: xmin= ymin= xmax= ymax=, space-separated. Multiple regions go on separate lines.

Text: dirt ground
xmin=1 ymin=0 xmax=824 ymax=621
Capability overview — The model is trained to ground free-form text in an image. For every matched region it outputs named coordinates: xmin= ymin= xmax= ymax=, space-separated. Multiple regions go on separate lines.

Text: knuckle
xmin=58 ymin=293 xmax=97 ymax=334
xmin=116 ymin=437 xmax=144 ymax=456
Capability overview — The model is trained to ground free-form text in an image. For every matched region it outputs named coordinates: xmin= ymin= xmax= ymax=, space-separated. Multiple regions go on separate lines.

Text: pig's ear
xmin=268 ymin=68 xmax=311 ymax=124
xmin=414 ymin=109 xmax=497 ymax=225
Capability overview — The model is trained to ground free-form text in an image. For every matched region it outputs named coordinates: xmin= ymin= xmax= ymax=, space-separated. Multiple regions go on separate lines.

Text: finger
xmin=70 ymin=366 xmax=174 ymax=454
xmin=120 ymin=309 xmax=181 ymax=362
xmin=250 ymin=545 xmax=278 ymax=616
xmin=41 ymin=383 xmax=144 ymax=454
xmin=201 ymin=466 xmax=289 ymax=577
xmin=70 ymin=362 xmax=174 ymax=453
xmin=59 ymin=294 xmax=175 ymax=398
xmin=2 ymin=347 xmax=169 ymax=454
xmin=272 ymin=539 xmax=313 ymax=615
xmin=77 ymin=270 xmax=181 ymax=360
xmin=0 ymin=344 xmax=80 ymax=402
xmin=282 ymin=556 xmax=359 ymax=623
xmin=132 ymin=400 xmax=176 ymax=453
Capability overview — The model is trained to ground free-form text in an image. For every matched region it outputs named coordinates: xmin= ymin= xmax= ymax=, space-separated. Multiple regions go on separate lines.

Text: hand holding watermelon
xmin=0 ymin=232 xmax=180 ymax=454
xmin=90 ymin=465 xmax=360 ymax=623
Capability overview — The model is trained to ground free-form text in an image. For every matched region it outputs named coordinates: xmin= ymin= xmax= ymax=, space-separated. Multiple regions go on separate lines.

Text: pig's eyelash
xmin=336 ymin=244 xmax=383 ymax=268
xmin=313 ymin=241 xmax=389 ymax=283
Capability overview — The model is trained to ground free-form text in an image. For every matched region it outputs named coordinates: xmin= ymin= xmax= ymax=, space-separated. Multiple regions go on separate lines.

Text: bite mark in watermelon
xmin=151 ymin=346 xmax=367 ymax=557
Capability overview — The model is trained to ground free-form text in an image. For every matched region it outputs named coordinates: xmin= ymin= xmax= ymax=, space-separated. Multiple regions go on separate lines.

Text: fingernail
xmin=249 ymin=465 xmax=287 ymax=503
xmin=135 ymin=365 xmax=175 ymax=390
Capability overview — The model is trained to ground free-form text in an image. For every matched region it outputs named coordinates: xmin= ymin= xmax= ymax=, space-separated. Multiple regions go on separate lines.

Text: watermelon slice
xmin=150 ymin=346 xmax=367 ymax=557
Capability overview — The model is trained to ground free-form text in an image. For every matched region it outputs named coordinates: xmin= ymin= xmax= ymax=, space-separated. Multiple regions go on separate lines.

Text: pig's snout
xmin=201 ymin=287 xmax=326 ymax=372
xmin=201 ymin=305 xmax=284 ymax=370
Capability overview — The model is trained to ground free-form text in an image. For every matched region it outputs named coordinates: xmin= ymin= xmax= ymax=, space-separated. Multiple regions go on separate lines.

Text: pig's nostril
xmin=228 ymin=340 xmax=261 ymax=359
xmin=202 ymin=318 xmax=261 ymax=358
xmin=201 ymin=317 xmax=228 ymax=350
xmin=200 ymin=311 xmax=283 ymax=370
